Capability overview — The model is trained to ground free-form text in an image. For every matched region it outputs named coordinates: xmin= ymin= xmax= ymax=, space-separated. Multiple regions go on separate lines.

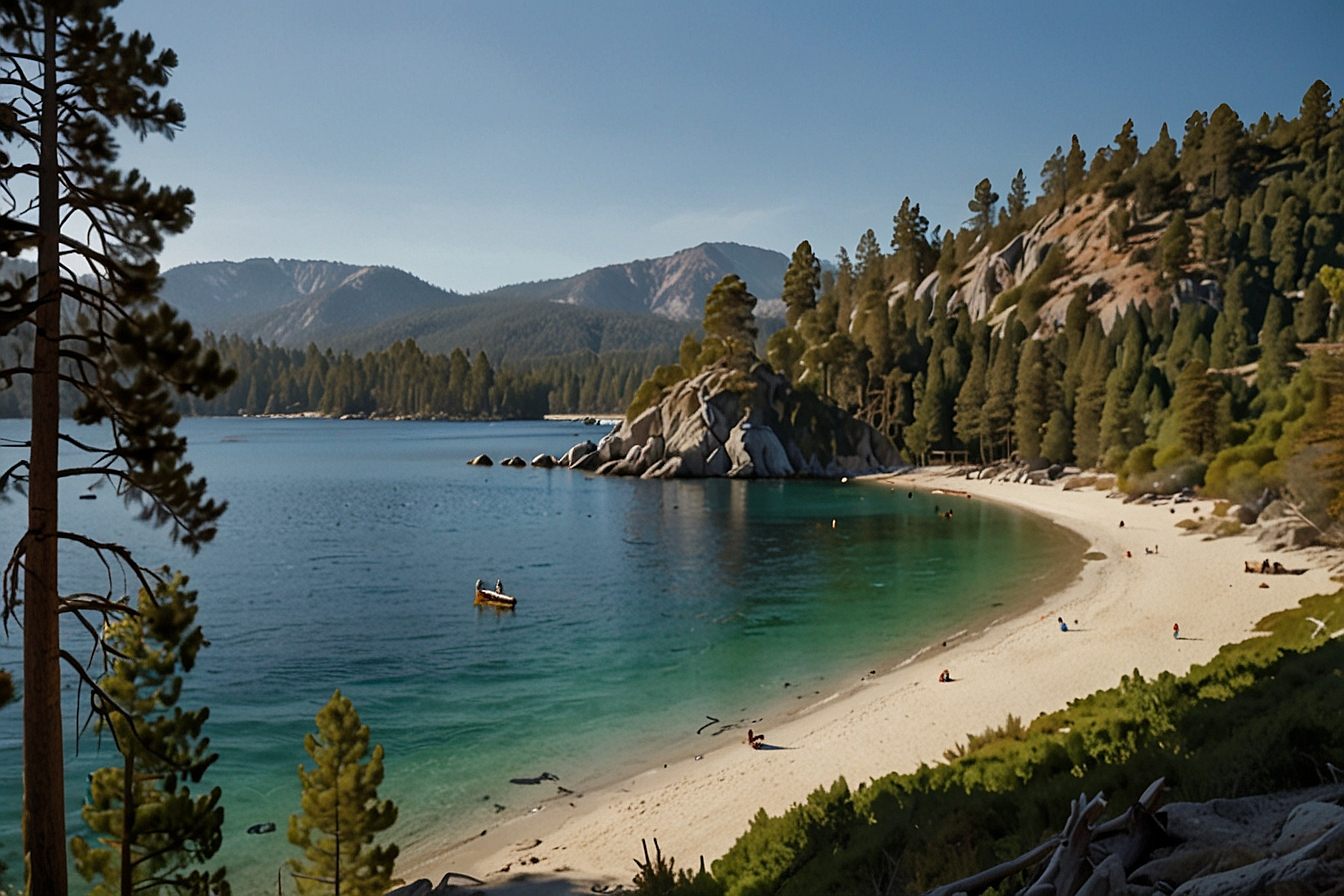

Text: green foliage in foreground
xmin=639 ymin=588 xmax=1344 ymax=896
xmin=289 ymin=691 xmax=399 ymax=896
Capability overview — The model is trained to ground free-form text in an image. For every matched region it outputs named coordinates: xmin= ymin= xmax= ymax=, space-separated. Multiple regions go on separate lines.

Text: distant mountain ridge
xmin=475 ymin=242 xmax=789 ymax=320
xmin=156 ymin=241 xmax=789 ymax=357
xmin=160 ymin=258 xmax=464 ymax=340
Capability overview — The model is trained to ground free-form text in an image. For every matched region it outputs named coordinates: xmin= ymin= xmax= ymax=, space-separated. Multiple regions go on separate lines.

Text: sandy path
xmin=397 ymin=472 xmax=1341 ymax=891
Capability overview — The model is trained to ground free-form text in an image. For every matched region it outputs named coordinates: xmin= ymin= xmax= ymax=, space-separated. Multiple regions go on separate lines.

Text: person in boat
xmin=496 ymin=579 xmax=504 ymax=593
xmin=476 ymin=579 xmax=484 ymax=592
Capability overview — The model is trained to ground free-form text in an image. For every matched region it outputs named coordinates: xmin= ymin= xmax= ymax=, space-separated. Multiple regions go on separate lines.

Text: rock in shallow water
xmin=466 ymin=454 xmax=493 ymax=466
xmin=559 ymin=440 xmax=597 ymax=467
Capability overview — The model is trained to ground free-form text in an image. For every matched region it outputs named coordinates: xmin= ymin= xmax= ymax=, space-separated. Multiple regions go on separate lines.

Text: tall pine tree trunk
xmin=25 ymin=7 xmax=68 ymax=891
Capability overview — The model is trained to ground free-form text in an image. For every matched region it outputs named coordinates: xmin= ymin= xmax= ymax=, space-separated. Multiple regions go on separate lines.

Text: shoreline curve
xmin=398 ymin=469 xmax=1342 ymax=891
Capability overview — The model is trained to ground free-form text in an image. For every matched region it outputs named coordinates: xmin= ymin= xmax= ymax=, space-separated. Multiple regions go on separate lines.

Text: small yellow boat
xmin=474 ymin=580 xmax=516 ymax=609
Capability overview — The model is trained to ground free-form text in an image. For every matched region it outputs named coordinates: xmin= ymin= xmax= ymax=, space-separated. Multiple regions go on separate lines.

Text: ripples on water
xmin=0 ymin=418 xmax=1079 ymax=886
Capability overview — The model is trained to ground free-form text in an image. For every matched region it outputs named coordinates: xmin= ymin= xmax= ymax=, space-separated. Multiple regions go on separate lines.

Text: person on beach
xmin=746 ymin=729 xmax=765 ymax=749
xmin=1173 ymin=623 xmax=1180 ymax=640
xmin=1058 ymin=617 xmax=1068 ymax=632
xmin=1119 ymin=520 xmax=1125 ymax=528
xmin=938 ymin=669 xmax=951 ymax=683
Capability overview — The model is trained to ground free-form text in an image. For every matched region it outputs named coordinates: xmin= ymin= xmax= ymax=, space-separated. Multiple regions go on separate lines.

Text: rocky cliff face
xmin=560 ymin=361 xmax=902 ymax=479
xmin=933 ymin=195 xmax=1187 ymax=334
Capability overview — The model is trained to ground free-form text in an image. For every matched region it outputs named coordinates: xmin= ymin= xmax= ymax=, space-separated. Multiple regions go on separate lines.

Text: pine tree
xmin=781 ymin=241 xmax=821 ymax=328
xmin=289 ymin=691 xmax=399 ymax=896
xmin=1007 ymin=169 xmax=1029 ymax=219
xmin=1257 ymin=294 xmax=1295 ymax=391
xmin=1299 ymin=79 xmax=1333 ymax=155
xmin=1041 ymin=146 xmax=1067 ymax=212
xmin=983 ymin=323 xmax=1023 ymax=458
xmin=890 ymin=197 xmax=931 ymax=286
xmin=1201 ymin=208 xmax=1226 ymax=265
xmin=702 ymin=274 xmax=758 ymax=358
xmin=467 ymin=351 xmax=494 ymax=415
xmin=1013 ymin=338 xmax=1050 ymax=460
xmin=447 ymin=348 xmax=471 ymax=415
xmin=1204 ymin=103 xmax=1245 ymax=202
xmin=1072 ymin=321 xmax=1109 ymax=469
xmin=954 ymin=325 xmax=989 ymax=460
xmin=1159 ymin=211 xmax=1192 ymax=280
xmin=70 ymin=574 xmax=227 ymax=896
xmin=1210 ymin=279 xmax=1248 ymax=370
xmin=1110 ymin=119 xmax=1139 ymax=177
xmin=1172 ymin=359 xmax=1222 ymax=457
xmin=1295 ymin=280 xmax=1327 ymax=343
xmin=0 ymin=7 xmax=234 ymax=885
xmin=966 ymin=178 xmax=999 ymax=233
xmin=1040 ymin=408 xmax=1073 ymax=464
xmin=1065 ymin=135 xmax=1087 ymax=199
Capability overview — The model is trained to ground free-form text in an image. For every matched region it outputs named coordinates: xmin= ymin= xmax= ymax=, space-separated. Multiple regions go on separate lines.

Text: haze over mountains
xmin=160 ymin=242 xmax=789 ymax=361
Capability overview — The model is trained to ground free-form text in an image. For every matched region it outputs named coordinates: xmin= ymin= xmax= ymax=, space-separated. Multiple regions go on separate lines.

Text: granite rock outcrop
xmin=561 ymin=361 xmax=901 ymax=479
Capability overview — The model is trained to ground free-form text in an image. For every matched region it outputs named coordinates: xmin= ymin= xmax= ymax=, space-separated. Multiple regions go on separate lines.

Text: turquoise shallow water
xmin=0 ymin=418 xmax=1080 ymax=888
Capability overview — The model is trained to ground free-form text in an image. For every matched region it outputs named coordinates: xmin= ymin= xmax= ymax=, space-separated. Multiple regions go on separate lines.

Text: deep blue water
xmin=0 ymin=418 xmax=1080 ymax=888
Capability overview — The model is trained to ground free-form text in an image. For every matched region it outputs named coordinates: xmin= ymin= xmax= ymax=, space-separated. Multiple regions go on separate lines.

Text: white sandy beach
xmin=398 ymin=471 xmax=1343 ymax=892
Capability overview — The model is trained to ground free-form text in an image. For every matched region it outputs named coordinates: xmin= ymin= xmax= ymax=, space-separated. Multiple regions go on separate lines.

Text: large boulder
xmin=570 ymin=450 xmax=602 ymax=471
xmin=725 ymin=421 xmax=795 ymax=478
xmin=559 ymin=440 xmax=597 ymax=467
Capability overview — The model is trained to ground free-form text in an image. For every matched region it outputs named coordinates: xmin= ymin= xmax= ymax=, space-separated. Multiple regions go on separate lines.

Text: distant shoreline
xmin=399 ymin=469 xmax=1342 ymax=891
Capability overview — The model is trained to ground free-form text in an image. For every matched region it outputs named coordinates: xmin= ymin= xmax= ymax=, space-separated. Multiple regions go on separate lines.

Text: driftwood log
xmin=923 ymin=778 xmax=1168 ymax=896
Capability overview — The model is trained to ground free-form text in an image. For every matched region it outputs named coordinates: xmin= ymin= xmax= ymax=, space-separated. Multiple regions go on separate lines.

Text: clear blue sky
xmin=117 ymin=0 xmax=1342 ymax=294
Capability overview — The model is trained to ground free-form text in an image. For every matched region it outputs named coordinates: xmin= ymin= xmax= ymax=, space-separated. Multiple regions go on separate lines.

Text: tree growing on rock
xmin=1006 ymin=169 xmax=1029 ymax=220
xmin=780 ymin=240 xmax=821 ymax=328
xmin=0 ymin=5 xmax=233 ymax=888
xmin=966 ymin=178 xmax=999 ymax=234
xmin=702 ymin=275 xmax=758 ymax=360
xmin=289 ymin=691 xmax=399 ymax=896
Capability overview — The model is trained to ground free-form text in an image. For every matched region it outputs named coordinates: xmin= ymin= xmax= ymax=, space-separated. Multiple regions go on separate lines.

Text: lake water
xmin=0 ymin=418 xmax=1081 ymax=889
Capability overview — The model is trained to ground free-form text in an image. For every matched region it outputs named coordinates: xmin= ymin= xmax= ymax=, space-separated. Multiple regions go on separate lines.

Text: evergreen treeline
xmin=173 ymin=335 xmax=674 ymax=418
xmin=759 ymin=79 xmax=1344 ymax=506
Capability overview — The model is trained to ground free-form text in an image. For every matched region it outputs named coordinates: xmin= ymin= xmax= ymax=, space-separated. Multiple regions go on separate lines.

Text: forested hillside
xmin=755 ymin=79 xmax=1343 ymax=512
